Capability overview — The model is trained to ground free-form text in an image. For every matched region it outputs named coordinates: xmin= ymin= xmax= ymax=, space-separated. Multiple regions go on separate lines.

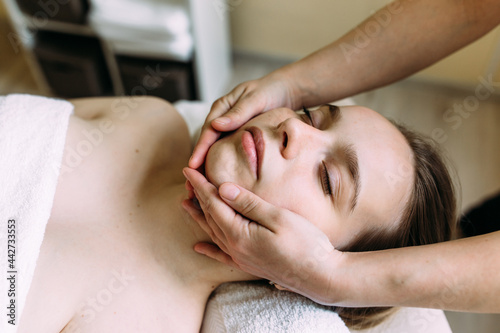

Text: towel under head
xmin=202 ymin=281 xmax=350 ymax=333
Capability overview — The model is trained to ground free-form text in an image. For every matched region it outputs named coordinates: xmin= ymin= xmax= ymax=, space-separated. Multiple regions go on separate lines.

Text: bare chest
xmin=21 ymin=207 xmax=205 ymax=333
xmin=19 ymin=115 xmax=202 ymax=332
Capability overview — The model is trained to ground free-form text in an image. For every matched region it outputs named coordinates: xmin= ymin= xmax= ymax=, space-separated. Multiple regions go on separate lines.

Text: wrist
xmin=266 ymin=64 xmax=308 ymax=111
xmin=302 ymin=248 xmax=351 ymax=306
xmin=322 ymin=249 xmax=351 ymax=306
xmin=324 ymin=249 xmax=413 ymax=308
xmin=318 ymin=250 xmax=399 ymax=308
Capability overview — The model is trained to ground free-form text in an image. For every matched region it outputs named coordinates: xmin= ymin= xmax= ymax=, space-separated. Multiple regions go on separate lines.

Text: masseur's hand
xmin=188 ymin=71 xmax=300 ymax=169
xmin=182 ymin=168 xmax=344 ymax=305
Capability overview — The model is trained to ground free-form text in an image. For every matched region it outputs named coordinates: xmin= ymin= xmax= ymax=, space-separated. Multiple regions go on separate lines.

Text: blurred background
xmin=1 ymin=0 xmax=499 ymax=331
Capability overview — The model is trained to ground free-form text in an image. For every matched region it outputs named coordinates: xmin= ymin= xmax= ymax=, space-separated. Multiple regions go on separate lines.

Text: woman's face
xmin=205 ymin=105 xmax=414 ymax=248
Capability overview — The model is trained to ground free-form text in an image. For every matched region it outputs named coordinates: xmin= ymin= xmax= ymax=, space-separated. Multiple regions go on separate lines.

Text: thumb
xmin=218 ymin=183 xmax=282 ymax=231
xmin=211 ymin=98 xmax=264 ymax=132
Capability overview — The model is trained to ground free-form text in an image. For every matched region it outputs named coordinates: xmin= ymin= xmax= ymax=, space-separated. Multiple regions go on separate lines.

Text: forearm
xmin=328 ymin=231 xmax=500 ymax=312
xmin=276 ymin=0 xmax=500 ymax=108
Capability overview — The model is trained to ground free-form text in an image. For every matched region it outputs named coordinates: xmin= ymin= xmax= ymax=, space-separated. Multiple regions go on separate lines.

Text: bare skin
xmin=185 ymin=172 xmax=500 ymax=313
xmin=18 ymin=97 xmax=254 ymax=333
xmin=189 ymin=0 xmax=500 ymax=168
xmin=185 ymin=0 xmax=500 ymax=314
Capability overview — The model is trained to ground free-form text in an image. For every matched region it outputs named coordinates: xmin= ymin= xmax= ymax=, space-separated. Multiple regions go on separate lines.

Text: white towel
xmin=0 ymin=94 xmax=73 ymax=333
xmin=88 ymin=0 xmax=193 ymax=60
xmin=89 ymin=0 xmax=190 ymax=37
xmin=202 ymin=282 xmax=350 ymax=333
xmin=174 ymin=99 xmax=212 ymax=144
xmin=109 ymin=34 xmax=194 ymax=62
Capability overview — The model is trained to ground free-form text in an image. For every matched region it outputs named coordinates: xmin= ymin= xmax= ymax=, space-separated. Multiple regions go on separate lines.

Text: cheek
xmin=251 ymin=164 xmax=356 ymax=248
xmin=254 ymin=176 xmax=335 ymax=236
xmin=205 ymin=141 xmax=237 ymax=186
xmin=205 ymin=139 xmax=254 ymax=189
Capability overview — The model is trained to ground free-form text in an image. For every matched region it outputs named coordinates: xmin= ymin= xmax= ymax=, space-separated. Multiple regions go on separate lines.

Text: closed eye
xmin=321 ymin=161 xmax=333 ymax=196
xmin=302 ymin=107 xmax=316 ymax=128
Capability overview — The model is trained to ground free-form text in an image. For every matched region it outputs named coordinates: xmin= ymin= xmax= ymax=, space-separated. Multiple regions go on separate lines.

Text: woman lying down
xmin=19 ymin=96 xmax=457 ymax=332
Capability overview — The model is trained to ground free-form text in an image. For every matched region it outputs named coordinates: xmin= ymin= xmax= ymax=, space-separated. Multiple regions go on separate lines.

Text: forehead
xmin=334 ymin=106 xmax=414 ymax=228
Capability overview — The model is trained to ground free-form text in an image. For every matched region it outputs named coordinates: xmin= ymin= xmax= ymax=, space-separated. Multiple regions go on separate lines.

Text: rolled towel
xmin=109 ymin=33 xmax=194 ymax=62
xmin=0 ymin=94 xmax=73 ymax=333
xmin=89 ymin=0 xmax=191 ymax=40
xmin=201 ymin=282 xmax=350 ymax=333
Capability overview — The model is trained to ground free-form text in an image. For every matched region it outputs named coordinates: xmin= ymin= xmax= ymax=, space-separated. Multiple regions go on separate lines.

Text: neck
xmin=146 ymin=183 xmax=258 ymax=294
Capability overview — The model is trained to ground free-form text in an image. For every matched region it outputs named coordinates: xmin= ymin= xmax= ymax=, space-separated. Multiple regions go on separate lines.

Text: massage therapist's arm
xmin=185 ymin=0 xmax=500 ymax=312
xmin=332 ymin=232 xmax=500 ymax=312
xmin=184 ymin=169 xmax=500 ymax=312
xmin=189 ymin=0 xmax=500 ymax=168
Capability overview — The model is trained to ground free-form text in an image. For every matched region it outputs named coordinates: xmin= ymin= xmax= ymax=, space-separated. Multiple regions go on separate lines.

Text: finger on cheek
xmin=183 ymin=167 xmax=206 ymax=190
xmin=219 ymin=183 xmax=240 ymax=201
xmin=182 ymin=167 xmax=190 ymax=183
xmin=188 ymin=156 xmax=199 ymax=169
xmin=194 ymin=184 xmax=219 ymax=208
xmin=212 ymin=117 xmax=231 ymax=130
xmin=188 ymin=147 xmax=205 ymax=169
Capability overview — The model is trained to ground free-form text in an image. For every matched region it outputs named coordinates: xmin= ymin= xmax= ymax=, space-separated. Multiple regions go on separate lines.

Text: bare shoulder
xmin=66 ymin=95 xmax=191 ymax=177
xmin=51 ymin=96 xmax=191 ymax=222
xmin=69 ymin=96 xmax=189 ymax=143
xmin=69 ymin=95 xmax=177 ymax=120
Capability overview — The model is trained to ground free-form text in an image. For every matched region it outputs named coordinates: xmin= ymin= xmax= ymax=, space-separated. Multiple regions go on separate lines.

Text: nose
xmin=278 ymin=117 xmax=319 ymax=160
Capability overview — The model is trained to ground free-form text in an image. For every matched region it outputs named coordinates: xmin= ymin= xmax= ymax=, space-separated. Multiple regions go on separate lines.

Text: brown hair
xmin=334 ymin=122 xmax=458 ymax=330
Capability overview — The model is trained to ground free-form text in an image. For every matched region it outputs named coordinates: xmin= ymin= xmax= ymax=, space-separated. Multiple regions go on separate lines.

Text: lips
xmin=242 ymin=126 xmax=264 ymax=178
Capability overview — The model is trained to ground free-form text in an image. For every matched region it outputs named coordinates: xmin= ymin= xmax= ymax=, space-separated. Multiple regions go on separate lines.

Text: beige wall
xmin=0 ymin=0 xmax=7 ymax=18
xmin=230 ymin=0 xmax=392 ymax=58
xmin=229 ymin=0 xmax=500 ymax=86
xmin=415 ymin=26 xmax=500 ymax=85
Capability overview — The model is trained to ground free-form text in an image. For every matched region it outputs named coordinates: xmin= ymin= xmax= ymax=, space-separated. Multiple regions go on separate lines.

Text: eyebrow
xmin=323 ymin=105 xmax=361 ymax=214
xmin=343 ymin=144 xmax=360 ymax=214
xmin=324 ymin=104 xmax=341 ymax=123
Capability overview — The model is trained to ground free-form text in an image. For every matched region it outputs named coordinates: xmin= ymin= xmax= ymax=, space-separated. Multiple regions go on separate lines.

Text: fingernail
xmin=220 ymin=183 xmax=240 ymax=200
xmin=213 ymin=117 xmax=230 ymax=126
xmin=188 ymin=156 xmax=197 ymax=168
xmin=194 ymin=246 xmax=205 ymax=255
